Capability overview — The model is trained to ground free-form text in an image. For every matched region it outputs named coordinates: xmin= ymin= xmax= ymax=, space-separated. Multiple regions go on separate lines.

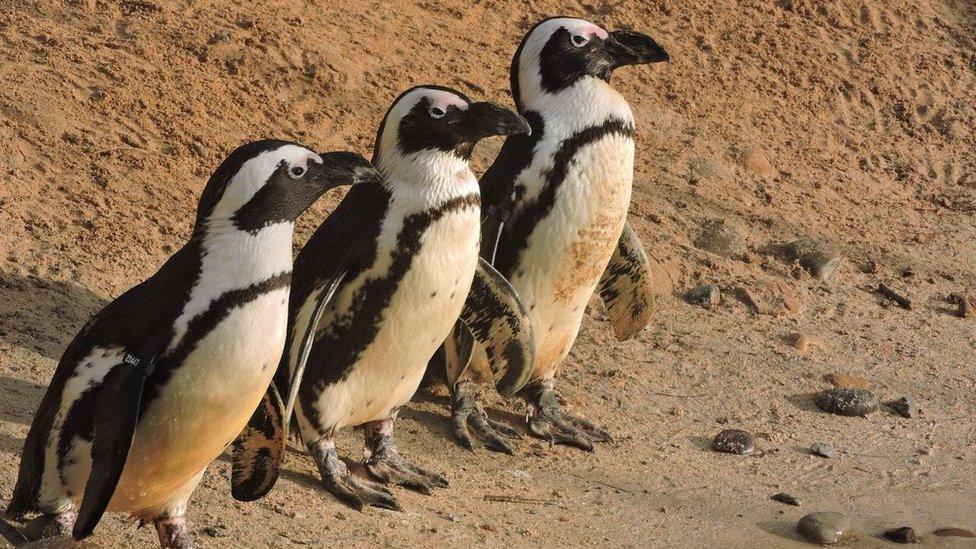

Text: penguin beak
xmin=315 ymin=151 xmax=381 ymax=187
xmin=453 ymin=102 xmax=531 ymax=141
xmin=604 ymin=29 xmax=670 ymax=69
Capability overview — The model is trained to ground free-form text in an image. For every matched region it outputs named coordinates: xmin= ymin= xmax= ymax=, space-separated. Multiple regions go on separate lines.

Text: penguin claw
xmin=523 ymin=380 xmax=612 ymax=452
xmin=309 ymin=439 xmax=401 ymax=512
xmin=364 ymin=440 xmax=449 ymax=494
xmin=451 ymin=383 xmax=518 ymax=454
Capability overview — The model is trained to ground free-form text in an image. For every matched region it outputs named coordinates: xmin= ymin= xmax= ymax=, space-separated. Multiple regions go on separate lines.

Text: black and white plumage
xmin=2 ymin=141 xmax=376 ymax=548
xmin=271 ymin=86 xmax=532 ymax=510
xmin=449 ymin=17 xmax=669 ymax=452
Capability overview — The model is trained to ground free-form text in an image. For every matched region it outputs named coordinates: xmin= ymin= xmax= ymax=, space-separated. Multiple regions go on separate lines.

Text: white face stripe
xmin=209 ymin=144 xmax=321 ymax=222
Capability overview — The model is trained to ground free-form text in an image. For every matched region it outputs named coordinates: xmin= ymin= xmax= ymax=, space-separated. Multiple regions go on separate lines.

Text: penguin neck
xmin=378 ymin=148 xmax=479 ymax=206
xmin=194 ymin=215 xmax=295 ymax=279
xmin=520 ymin=75 xmax=634 ymax=136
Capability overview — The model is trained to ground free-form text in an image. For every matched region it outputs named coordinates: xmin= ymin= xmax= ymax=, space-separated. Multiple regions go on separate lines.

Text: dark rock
xmin=814 ymin=388 xmax=879 ymax=416
xmin=796 ymin=512 xmax=853 ymax=545
xmin=887 ymin=396 xmax=919 ymax=418
xmin=686 ymin=284 xmax=722 ymax=310
xmin=933 ymin=527 xmax=976 ymax=538
xmin=712 ymin=429 xmax=755 ymax=455
xmin=883 ymin=526 xmax=918 ymax=543
xmin=694 ymin=220 xmax=746 ymax=259
xmin=810 ymin=442 xmax=838 ymax=459
xmin=771 ymin=492 xmax=800 ymax=506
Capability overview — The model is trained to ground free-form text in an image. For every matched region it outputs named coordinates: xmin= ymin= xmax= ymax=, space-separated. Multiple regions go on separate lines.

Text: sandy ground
xmin=2 ymin=0 xmax=976 ymax=547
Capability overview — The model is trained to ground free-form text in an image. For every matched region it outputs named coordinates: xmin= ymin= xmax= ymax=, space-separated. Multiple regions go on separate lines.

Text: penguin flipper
xmin=73 ymin=353 xmax=153 ymax=541
xmin=441 ymin=320 xmax=474 ymax=388
xmin=457 ymin=258 xmax=535 ymax=397
xmin=598 ymin=221 xmax=656 ymax=342
xmin=230 ymin=382 xmax=285 ymax=502
xmin=230 ymin=271 xmax=347 ymax=502
xmin=283 ymin=271 xmax=347 ymax=422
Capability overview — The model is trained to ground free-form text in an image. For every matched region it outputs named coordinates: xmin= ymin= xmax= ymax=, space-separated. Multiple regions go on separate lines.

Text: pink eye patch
xmin=426 ymin=89 xmax=469 ymax=112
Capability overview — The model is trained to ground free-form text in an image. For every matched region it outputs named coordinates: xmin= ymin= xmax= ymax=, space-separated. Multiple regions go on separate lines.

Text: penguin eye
xmin=288 ymin=165 xmax=306 ymax=180
xmin=428 ymin=106 xmax=446 ymax=119
xmin=571 ymin=34 xmax=589 ymax=48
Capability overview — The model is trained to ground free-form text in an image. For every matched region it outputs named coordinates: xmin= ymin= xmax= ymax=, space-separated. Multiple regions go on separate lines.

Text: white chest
xmin=310 ymin=204 xmax=481 ymax=431
xmin=109 ymin=287 xmax=290 ymax=514
xmin=514 ymin=134 xmax=635 ymax=373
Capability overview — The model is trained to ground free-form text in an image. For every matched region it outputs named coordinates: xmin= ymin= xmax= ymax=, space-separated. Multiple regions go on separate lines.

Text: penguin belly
xmin=514 ymin=135 xmax=634 ymax=380
xmin=313 ymin=210 xmax=480 ymax=431
xmin=107 ymin=288 xmax=289 ymax=518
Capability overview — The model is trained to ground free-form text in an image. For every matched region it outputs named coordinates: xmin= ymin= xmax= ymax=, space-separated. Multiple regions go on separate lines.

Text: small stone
xmin=742 ymin=147 xmax=777 ymax=178
xmin=796 ymin=512 xmax=853 ymax=545
xmin=933 ymin=527 xmax=976 ymax=538
xmin=712 ymin=429 xmax=755 ymax=455
xmin=794 ymin=333 xmax=811 ymax=354
xmin=815 ymin=388 xmax=879 ymax=416
xmin=694 ymin=219 xmax=746 ymax=259
xmin=825 ymin=372 xmax=871 ymax=390
xmin=784 ymin=238 xmax=842 ymax=283
xmin=888 ymin=396 xmax=920 ymax=418
xmin=883 ymin=526 xmax=918 ymax=543
xmin=199 ymin=526 xmax=224 ymax=538
xmin=686 ymin=284 xmax=722 ymax=310
xmin=771 ymin=492 xmax=800 ymax=506
xmin=949 ymin=293 xmax=973 ymax=319
xmin=810 ymin=442 xmax=838 ymax=459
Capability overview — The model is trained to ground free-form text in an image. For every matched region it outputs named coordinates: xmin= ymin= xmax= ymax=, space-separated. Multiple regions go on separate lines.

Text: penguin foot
xmin=363 ymin=419 xmax=449 ymax=494
xmin=154 ymin=516 xmax=193 ymax=549
xmin=308 ymin=437 xmax=401 ymax=512
xmin=451 ymin=381 xmax=519 ymax=454
xmin=19 ymin=511 xmax=75 ymax=542
xmin=522 ymin=379 xmax=612 ymax=451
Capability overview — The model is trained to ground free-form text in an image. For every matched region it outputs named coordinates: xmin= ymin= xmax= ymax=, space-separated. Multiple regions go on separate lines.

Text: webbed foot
xmin=17 ymin=511 xmax=75 ymax=542
xmin=452 ymin=381 xmax=519 ymax=454
xmin=307 ymin=438 xmax=400 ymax=512
xmin=154 ymin=516 xmax=193 ymax=549
xmin=363 ymin=418 xmax=448 ymax=495
xmin=521 ymin=379 xmax=612 ymax=451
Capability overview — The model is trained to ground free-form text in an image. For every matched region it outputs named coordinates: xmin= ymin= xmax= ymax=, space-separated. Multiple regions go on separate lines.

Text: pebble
xmin=810 ymin=442 xmax=838 ymax=459
xmin=771 ymin=492 xmax=801 ymax=506
xmin=888 ymin=396 xmax=920 ymax=418
xmin=686 ymin=284 xmax=722 ymax=310
xmin=712 ymin=429 xmax=756 ymax=455
xmin=814 ymin=388 xmax=879 ymax=416
xmin=199 ymin=525 xmax=224 ymax=538
xmin=933 ymin=527 xmax=976 ymax=538
xmin=742 ymin=147 xmax=777 ymax=178
xmin=694 ymin=220 xmax=746 ymax=259
xmin=794 ymin=333 xmax=811 ymax=353
xmin=784 ymin=238 xmax=841 ymax=283
xmin=950 ymin=293 xmax=973 ymax=319
xmin=883 ymin=526 xmax=918 ymax=543
xmin=825 ymin=372 xmax=871 ymax=390
xmin=796 ymin=512 xmax=853 ymax=545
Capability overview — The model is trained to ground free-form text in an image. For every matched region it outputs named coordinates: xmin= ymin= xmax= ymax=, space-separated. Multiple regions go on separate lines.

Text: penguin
xmin=260 ymin=85 xmax=534 ymax=511
xmin=2 ymin=140 xmax=377 ymax=548
xmin=439 ymin=17 xmax=670 ymax=452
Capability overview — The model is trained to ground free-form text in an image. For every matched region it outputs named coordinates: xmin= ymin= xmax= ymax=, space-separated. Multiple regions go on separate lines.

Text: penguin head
xmin=512 ymin=17 xmax=669 ymax=109
xmin=372 ymin=85 xmax=530 ymax=168
xmin=196 ymin=140 xmax=377 ymax=232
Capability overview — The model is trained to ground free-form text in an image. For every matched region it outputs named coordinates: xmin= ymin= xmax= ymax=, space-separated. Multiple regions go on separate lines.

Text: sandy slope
xmin=1 ymin=0 xmax=975 ymax=546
